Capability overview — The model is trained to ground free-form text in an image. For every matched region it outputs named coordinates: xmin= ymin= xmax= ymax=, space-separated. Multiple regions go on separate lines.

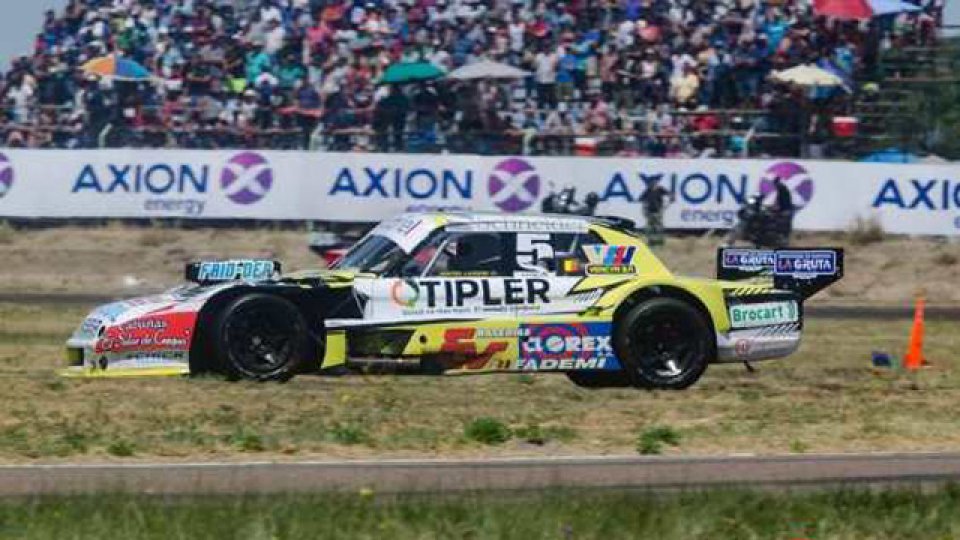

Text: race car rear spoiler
xmin=185 ymin=259 xmax=282 ymax=285
xmin=717 ymin=248 xmax=844 ymax=299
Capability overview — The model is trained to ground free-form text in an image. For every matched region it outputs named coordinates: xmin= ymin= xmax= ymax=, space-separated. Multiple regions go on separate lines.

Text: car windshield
xmin=333 ymin=235 xmax=407 ymax=274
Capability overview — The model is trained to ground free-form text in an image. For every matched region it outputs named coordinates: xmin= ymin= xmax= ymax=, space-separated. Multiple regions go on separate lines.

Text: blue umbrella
xmin=861 ymin=148 xmax=920 ymax=163
xmin=868 ymin=0 xmax=922 ymax=16
xmin=81 ymin=55 xmax=154 ymax=81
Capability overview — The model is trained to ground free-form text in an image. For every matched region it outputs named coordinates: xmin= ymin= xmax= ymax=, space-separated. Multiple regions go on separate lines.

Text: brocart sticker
xmin=728 ymin=301 xmax=798 ymax=329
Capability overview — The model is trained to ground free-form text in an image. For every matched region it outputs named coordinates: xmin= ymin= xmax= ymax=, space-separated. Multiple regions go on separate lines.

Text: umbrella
xmin=814 ymin=0 xmax=921 ymax=19
xmin=860 ymin=148 xmax=920 ymax=163
xmin=919 ymin=154 xmax=948 ymax=164
xmin=379 ymin=61 xmax=445 ymax=84
xmin=770 ymin=64 xmax=846 ymax=88
xmin=814 ymin=0 xmax=873 ymax=19
xmin=81 ymin=55 xmax=153 ymax=81
xmin=868 ymin=0 xmax=922 ymax=16
xmin=446 ymin=60 xmax=530 ymax=81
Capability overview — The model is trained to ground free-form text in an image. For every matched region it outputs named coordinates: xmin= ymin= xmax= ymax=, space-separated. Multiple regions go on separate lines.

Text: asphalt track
xmin=2 ymin=292 xmax=957 ymax=320
xmin=2 ymin=453 xmax=960 ymax=495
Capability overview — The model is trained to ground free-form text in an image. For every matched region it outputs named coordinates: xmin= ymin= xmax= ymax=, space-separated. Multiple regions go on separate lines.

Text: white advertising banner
xmin=0 ymin=149 xmax=957 ymax=235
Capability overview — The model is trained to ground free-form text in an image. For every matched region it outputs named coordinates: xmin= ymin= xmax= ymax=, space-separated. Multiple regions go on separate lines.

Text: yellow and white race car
xmin=65 ymin=212 xmax=842 ymax=390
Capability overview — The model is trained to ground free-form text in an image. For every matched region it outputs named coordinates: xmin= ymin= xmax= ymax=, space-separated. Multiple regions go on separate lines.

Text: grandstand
xmin=0 ymin=0 xmax=949 ymax=159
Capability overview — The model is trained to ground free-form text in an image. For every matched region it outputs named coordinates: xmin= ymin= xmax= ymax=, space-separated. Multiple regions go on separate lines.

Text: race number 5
xmin=516 ymin=233 xmax=554 ymax=274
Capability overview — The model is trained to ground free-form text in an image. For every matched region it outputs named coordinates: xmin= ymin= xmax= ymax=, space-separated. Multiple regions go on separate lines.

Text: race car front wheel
xmin=212 ymin=294 xmax=309 ymax=381
xmin=615 ymin=297 xmax=712 ymax=390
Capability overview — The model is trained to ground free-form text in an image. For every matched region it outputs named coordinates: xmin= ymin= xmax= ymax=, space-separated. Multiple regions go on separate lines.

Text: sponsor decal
xmin=220 ymin=152 xmax=273 ymax=205
xmin=95 ymin=312 xmax=196 ymax=354
xmin=602 ymin=170 xmax=747 ymax=226
xmin=734 ymin=339 xmax=751 ymax=357
xmin=0 ymin=153 xmax=13 ymax=199
xmin=774 ymin=251 xmax=837 ymax=276
xmin=759 ymin=162 xmax=815 ymax=211
xmin=600 ymin=160 xmax=813 ymax=226
xmin=328 ymin=166 xmax=473 ymax=204
xmin=390 ymin=279 xmax=420 ymax=307
xmin=585 ymin=265 xmax=636 ymax=275
xmin=439 ymin=328 xmax=510 ymax=370
xmin=728 ymin=301 xmax=798 ymax=329
xmin=873 ymin=178 xmax=960 ymax=211
xmin=475 ymin=327 xmax=523 ymax=339
xmin=390 ymin=278 xmax=551 ymax=314
xmin=196 ymin=260 xmax=278 ymax=282
xmin=488 ymin=158 xmax=540 ymax=213
xmin=721 ymin=249 xmax=776 ymax=269
xmin=519 ymin=322 xmax=621 ymax=371
xmin=69 ymin=151 xmax=273 ymax=216
xmin=449 ymin=218 xmax=587 ymax=233
xmin=583 ymin=245 xmax=638 ymax=275
xmin=371 ymin=214 xmax=432 ymax=253
xmin=104 ymin=352 xmax=188 ymax=369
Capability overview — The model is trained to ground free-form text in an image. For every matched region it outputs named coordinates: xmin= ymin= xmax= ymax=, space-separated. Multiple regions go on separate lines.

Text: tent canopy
xmin=770 ymin=64 xmax=847 ymax=88
xmin=446 ymin=60 xmax=530 ymax=81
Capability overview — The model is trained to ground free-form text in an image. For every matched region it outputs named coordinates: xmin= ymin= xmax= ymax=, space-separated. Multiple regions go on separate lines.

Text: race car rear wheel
xmin=615 ymin=297 xmax=712 ymax=390
xmin=212 ymin=294 xmax=309 ymax=381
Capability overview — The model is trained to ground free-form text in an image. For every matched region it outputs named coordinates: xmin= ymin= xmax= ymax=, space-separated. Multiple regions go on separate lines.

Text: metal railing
xmin=0 ymin=102 xmax=912 ymax=159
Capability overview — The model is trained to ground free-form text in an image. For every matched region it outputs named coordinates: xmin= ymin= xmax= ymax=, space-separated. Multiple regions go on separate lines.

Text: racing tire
xmin=211 ymin=294 xmax=310 ymax=382
xmin=565 ymin=371 xmax=631 ymax=389
xmin=614 ymin=297 xmax=712 ymax=390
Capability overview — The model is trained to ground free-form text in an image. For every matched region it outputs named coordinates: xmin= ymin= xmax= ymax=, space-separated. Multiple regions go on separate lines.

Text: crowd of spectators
xmin=0 ymin=0 xmax=945 ymax=157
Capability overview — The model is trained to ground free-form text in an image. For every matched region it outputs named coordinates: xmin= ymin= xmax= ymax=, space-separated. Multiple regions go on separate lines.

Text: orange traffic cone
xmin=903 ymin=296 xmax=926 ymax=370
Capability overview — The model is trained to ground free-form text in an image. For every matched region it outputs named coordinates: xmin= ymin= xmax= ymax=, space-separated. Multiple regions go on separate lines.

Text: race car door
xmin=361 ymin=230 xmax=526 ymax=370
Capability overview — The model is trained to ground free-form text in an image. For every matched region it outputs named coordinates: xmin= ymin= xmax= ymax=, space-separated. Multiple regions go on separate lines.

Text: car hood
xmin=282 ymin=269 xmax=370 ymax=288
xmin=67 ymin=283 xmax=235 ymax=344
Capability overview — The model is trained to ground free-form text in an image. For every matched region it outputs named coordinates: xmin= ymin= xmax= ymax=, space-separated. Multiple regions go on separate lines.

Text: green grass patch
xmin=3 ymin=487 xmax=960 ymax=539
xmin=464 ymin=417 xmax=511 ymax=445
xmin=106 ymin=439 xmax=136 ymax=457
xmin=327 ymin=422 xmax=372 ymax=446
xmin=637 ymin=425 xmax=682 ymax=455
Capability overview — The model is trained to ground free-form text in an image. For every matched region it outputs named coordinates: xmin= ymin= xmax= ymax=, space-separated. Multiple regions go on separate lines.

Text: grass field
xmin=2 ymin=487 xmax=960 ymax=539
xmin=1 ymin=302 xmax=959 ymax=462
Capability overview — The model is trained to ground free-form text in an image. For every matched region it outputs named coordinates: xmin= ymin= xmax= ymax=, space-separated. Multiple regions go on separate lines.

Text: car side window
xmin=423 ymin=232 xmax=506 ymax=277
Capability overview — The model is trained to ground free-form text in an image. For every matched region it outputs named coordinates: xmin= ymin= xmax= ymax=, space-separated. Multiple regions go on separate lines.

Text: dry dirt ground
xmin=0 ymin=224 xmax=958 ymax=304
xmin=0 ymin=225 xmax=958 ymax=463
xmin=0 ymin=302 xmax=958 ymax=463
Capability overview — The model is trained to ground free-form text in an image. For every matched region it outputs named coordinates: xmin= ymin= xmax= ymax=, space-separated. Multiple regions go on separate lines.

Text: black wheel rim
xmin=633 ymin=311 xmax=703 ymax=383
xmin=223 ymin=302 xmax=302 ymax=377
